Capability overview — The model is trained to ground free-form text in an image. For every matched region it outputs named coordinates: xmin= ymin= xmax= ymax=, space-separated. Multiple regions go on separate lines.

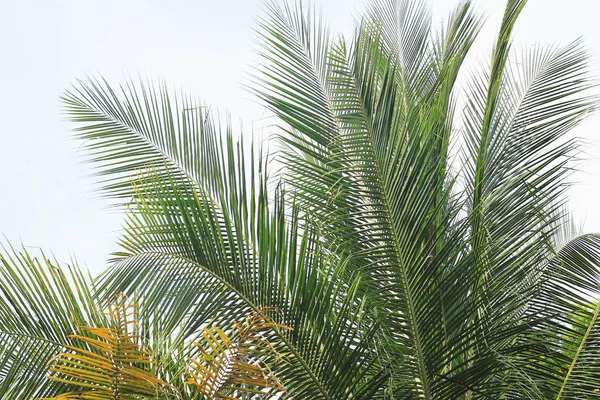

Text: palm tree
xmin=2 ymin=0 xmax=600 ymax=398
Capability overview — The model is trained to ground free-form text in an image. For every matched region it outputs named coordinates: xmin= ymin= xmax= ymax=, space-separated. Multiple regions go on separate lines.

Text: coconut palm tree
xmin=2 ymin=0 xmax=600 ymax=398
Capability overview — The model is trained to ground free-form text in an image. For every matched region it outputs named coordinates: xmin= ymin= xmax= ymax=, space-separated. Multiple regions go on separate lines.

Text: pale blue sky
xmin=1 ymin=0 xmax=599 ymax=274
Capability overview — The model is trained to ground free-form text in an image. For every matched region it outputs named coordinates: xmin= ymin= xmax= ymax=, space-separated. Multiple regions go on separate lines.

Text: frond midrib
xmin=336 ymin=46 xmax=433 ymax=398
xmin=555 ymin=298 xmax=600 ymax=399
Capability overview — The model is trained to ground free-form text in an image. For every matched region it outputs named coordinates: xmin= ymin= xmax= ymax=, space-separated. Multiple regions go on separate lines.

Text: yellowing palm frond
xmin=41 ymin=295 xmax=176 ymax=400
xmin=187 ymin=310 xmax=290 ymax=399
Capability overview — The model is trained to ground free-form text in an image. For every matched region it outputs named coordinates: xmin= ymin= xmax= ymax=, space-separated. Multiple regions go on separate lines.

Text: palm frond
xmin=41 ymin=295 xmax=176 ymax=399
xmin=528 ymin=232 xmax=600 ymax=398
xmin=63 ymin=76 xmax=211 ymax=202
xmin=0 ymin=243 xmax=104 ymax=399
xmin=67 ymin=76 xmax=388 ymax=399
xmin=187 ymin=309 xmax=289 ymax=399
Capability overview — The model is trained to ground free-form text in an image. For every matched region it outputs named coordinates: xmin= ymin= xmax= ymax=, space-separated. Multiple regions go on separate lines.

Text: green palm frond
xmin=62 ymin=77 xmax=209 ymax=202
xmin=530 ymin=231 xmax=600 ymax=398
xmin=556 ymin=300 xmax=600 ymax=399
xmin=0 ymin=243 xmax=105 ymax=399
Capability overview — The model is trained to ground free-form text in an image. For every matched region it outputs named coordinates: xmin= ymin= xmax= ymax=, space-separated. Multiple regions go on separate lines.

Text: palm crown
xmin=2 ymin=0 xmax=600 ymax=398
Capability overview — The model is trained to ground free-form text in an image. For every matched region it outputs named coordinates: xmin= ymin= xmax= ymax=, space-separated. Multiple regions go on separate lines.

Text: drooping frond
xmin=526 ymin=231 xmax=600 ymax=398
xmin=63 ymin=76 xmax=210 ymax=202
xmin=67 ymin=76 xmax=389 ymax=399
xmin=556 ymin=300 xmax=600 ymax=399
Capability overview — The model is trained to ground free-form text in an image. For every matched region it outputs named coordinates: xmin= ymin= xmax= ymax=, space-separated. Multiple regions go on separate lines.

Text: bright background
xmin=1 ymin=0 xmax=599 ymax=274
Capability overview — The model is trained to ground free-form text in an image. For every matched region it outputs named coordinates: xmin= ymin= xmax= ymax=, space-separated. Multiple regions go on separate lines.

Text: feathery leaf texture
xmin=41 ymin=295 xmax=176 ymax=399
xmin=187 ymin=309 xmax=290 ymax=399
xmin=1 ymin=0 xmax=600 ymax=398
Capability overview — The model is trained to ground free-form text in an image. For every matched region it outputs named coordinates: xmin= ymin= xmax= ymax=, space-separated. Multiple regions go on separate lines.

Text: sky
xmin=1 ymin=0 xmax=600 ymax=275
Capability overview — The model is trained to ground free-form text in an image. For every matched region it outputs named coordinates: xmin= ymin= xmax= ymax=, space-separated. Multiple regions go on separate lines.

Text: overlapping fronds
xmin=66 ymin=76 xmax=388 ymax=399
xmin=524 ymin=231 xmax=600 ymax=398
xmin=2 ymin=0 xmax=599 ymax=399
xmin=252 ymin=0 xmax=599 ymax=398
xmin=255 ymin=0 xmax=484 ymax=397
xmin=0 ymin=243 xmax=196 ymax=399
xmin=0 ymin=243 xmax=104 ymax=399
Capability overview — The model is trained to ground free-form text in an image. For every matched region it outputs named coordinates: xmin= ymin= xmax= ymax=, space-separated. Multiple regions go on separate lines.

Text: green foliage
xmin=1 ymin=0 xmax=600 ymax=399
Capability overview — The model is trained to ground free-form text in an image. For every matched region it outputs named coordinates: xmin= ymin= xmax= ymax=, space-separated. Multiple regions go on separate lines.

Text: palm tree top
xmin=2 ymin=0 xmax=600 ymax=399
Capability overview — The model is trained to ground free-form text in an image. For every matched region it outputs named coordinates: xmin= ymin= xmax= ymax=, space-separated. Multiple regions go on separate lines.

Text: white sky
xmin=1 ymin=0 xmax=600 ymax=275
